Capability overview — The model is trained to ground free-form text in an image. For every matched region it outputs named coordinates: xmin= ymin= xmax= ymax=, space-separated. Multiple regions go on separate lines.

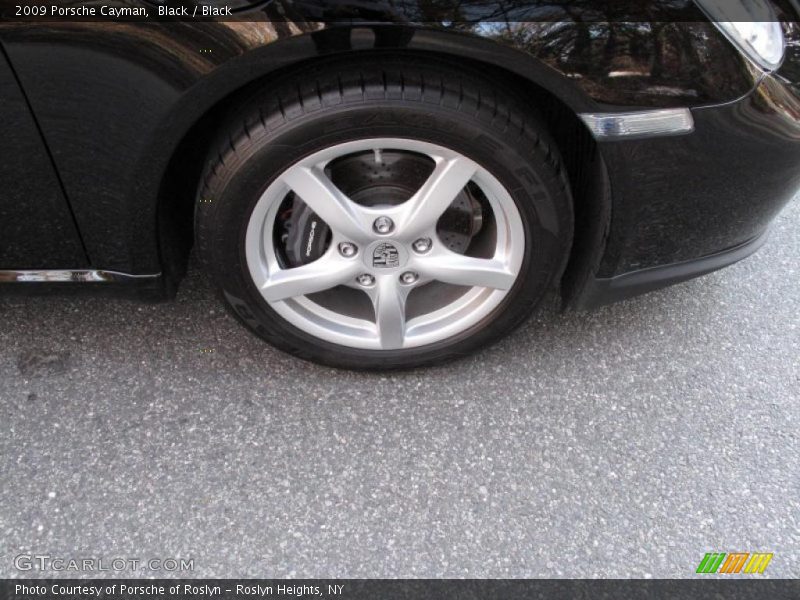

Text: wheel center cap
xmin=364 ymin=240 xmax=408 ymax=271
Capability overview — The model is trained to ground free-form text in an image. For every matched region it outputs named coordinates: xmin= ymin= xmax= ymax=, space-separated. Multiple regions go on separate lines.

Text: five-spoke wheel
xmin=196 ymin=57 xmax=571 ymax=368
xmin=245 ymin=139 xmax=524 ymax=350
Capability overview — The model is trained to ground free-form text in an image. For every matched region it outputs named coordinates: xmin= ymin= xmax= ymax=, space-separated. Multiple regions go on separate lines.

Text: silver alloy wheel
xmin=245 ymin=138 xmax=525 ymax=350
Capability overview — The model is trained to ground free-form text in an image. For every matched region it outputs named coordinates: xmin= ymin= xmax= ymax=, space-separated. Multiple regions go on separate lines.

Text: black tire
xmin=195 ymin=55 xmax=573 ymax=370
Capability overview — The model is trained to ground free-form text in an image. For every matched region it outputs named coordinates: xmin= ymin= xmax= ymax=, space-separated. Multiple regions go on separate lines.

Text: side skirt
xmin=573 ymin=228 xmax=770 ymax=309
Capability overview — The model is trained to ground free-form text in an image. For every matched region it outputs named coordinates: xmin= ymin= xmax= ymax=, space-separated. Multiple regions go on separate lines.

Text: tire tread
xmin=195 ymin=55 xmax=573 ymax=369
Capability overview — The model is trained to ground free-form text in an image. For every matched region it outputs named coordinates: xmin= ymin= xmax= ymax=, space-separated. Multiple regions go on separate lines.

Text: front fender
xmin=0 ymin=6 xmax=758 ymax=275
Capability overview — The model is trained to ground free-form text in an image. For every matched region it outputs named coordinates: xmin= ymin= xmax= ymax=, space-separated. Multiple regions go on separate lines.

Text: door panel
xmin=0 ymin=47 xmax=86 ymax=269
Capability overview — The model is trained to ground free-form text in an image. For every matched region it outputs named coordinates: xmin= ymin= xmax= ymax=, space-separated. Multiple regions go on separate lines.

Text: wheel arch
xmin=153 ymin=31 xmax=609 ymax=305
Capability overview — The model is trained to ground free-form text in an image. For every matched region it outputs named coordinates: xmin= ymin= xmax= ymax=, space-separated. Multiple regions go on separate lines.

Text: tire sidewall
xmin=197 ymin=101 xmax=570 ymax=369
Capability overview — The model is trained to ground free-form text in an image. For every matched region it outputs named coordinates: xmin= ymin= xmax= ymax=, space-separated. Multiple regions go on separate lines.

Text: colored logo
xmin=696 ymin=552 xmax=773 ymax=574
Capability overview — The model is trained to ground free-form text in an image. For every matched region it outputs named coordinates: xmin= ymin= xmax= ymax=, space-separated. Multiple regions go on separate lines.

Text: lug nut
xmin=357 ymin=274 xmax=376 ymax=287
xmin=338 ymin=242 xmax=358 ymax=258
xmin=400 ymin=271 xmax=419 ymax=285
xmin=373 ymin=216 xmax=394 ymax=235
xmin=412 ymin=238 xmax=432 ymax=253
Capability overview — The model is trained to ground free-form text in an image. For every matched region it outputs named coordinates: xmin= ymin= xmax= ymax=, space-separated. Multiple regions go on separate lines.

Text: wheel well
xmin=156 ymin=50 xmax=609 ymax=305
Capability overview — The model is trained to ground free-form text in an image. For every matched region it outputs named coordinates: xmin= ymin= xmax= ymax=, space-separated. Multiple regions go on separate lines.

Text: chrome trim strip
xmin=579 ymin=108 xmax=694 ymax=140
xmin=0 ymin=269 xmax=160 ymax=283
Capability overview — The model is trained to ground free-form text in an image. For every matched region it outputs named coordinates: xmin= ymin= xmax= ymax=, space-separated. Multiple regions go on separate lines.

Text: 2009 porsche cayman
xmin=2 ymin=1 xmax=799 ymax=368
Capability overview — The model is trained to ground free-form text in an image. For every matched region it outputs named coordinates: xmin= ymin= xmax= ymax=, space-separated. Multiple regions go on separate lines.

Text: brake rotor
xmin=278 ymin=150 xmax=484 ymax=267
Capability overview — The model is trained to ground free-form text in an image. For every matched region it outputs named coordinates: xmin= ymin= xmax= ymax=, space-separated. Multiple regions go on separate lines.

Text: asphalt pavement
xmin=1 ymin=198 xmax=798 ymax=579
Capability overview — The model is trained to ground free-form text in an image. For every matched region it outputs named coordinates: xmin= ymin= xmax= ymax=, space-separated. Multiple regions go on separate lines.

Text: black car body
xmin=1 ymin=0 xmax=798 ymax=368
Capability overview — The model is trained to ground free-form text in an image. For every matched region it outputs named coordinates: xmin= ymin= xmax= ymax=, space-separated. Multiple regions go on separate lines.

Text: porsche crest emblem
xmin=372 ymin=243 xmax=400 ymax=268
